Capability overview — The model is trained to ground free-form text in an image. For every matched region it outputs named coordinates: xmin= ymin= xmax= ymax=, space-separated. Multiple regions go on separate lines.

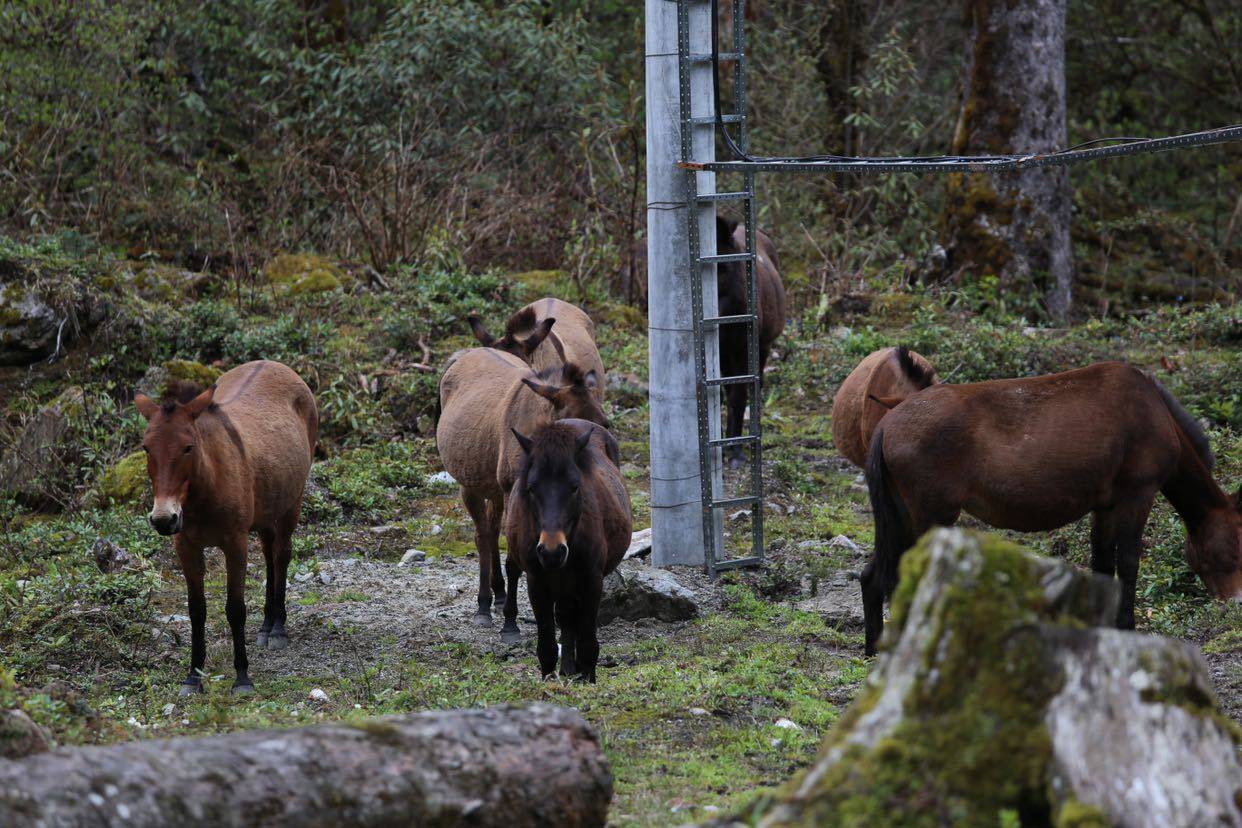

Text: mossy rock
xmin=869 ymin=292 xmax=921 ymax=325
xmin=99 ymin=451 xmax=149 ymax=506
xmin=263 ymin=253 xmax=346 ymax=295
xmin=163 ymin=359 xmax=221 ymax=390
xmin=597 ymin=303 xmax=645 ymax=330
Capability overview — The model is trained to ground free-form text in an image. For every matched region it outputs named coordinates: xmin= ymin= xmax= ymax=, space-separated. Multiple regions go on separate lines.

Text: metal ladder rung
xmin=713 ymin=556 xmax=764 ymax=572
xmin=705 ymin=374 xmax=759 ymax=387
xmin=708 ymin=434 xmax=758 ymax=449
xmin=703 ymin=313 xmax=755 ymax=326
xmin=690 ymin=114 xmax=744 ymax=125
xmin=696 ymin=191 xmax=751 ymax=203
xmin=687 ymin=52 xmax=740 ymax=63
xmin=698 ymin=252 xmax=753 ymax=264
xmin=711 ymin=494 xmax=760 ymax=509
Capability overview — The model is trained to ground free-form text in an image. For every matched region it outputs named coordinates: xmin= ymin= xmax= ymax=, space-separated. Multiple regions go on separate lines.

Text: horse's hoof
xmin=472 ymin=612 xmax=493 ymax=627
xmin=178 ymin=681 xmax=203 ymax=697
xmin=232 ymin=683 xmax=255 ymax=696
xmin=500 ymin=624 xmax=521 ymax=645
xmin=256 ymin=631 xmax=269 ymax=648
xmin=267 ymin=633 xmax=289 ymax=651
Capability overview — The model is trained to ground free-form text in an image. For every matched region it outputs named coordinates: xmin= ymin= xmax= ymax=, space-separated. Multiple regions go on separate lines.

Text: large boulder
xmin=599 ymin=562 xmax=698 ymax=625
xmin=98 ymin=451 xmax=149 ymax=506
xmin=0 ymin=285 xmax=60 ymax=366
xmin=708 ymin=529 xmax=1242 ymax=828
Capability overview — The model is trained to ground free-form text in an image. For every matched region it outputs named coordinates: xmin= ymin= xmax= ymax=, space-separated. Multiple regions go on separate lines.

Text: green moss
xmin=1053 ymin=798 xmax=1110 ymax=828
xmin=263 ymin=253 xmax=346 ymax=295
xmin=510 ymin=269 xmax=568 ymax=302
xmin=869 ymin=293 xmax=920 ymax=325
xmin=163 ymin=359 xmax=221 ymax=391
xmin=98 ymin=451 xmax=149 ymax=506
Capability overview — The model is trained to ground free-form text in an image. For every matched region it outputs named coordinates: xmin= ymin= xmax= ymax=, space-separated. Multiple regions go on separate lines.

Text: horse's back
xmin=437 ymin=348 xmax=529 ymax=495
xmin=884 ymin=362 xmax=1178 ymax=529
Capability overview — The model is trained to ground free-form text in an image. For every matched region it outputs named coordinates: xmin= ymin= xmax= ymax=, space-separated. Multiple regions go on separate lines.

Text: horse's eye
xmin=183 ymin=445 xmax=195 ymax=455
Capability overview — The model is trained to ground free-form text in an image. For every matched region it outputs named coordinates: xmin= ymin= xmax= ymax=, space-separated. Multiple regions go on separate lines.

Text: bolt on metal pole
xmin=646 ymin=0 xmax=723 ymax=567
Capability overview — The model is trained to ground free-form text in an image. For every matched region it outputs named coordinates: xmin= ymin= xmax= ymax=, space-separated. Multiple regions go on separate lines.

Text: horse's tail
xmin=865 ymin=424 xmax=911 ymax=600
xmin=1148 ymin=373 xmax=1214 ymax=471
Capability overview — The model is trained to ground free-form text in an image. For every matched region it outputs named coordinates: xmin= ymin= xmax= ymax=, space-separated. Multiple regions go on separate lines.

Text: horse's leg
xmin=556 ymin=599 xmax=579 ymax=678
xmin=221 ymin=533 xmax=253 ymax=694
xmin=501 ymin=555 xmax=522 ymax=644
xmin=267 ymin=508 xmax=298 ymax=650
xmin=528 ymin=576 xmax=558 ymax=678
xmin=1113 ymin=492 xmax=1157 ymax=630
xmin=575 ymin=581 xmax=603 ymax=683
xmin=462 ymin=489 xmax=497 ymax=626
xmin=489 ymin=495 xmax=506 ymax=607
xmin=176 ymin=536 xmax=207 ymax=696
xmin=725 ymin=385 xmax=747 ymax=470
xmin=1090 ymin=507 xmax=1118 ymax=578
xmin=860 ymin=558 xmax=885 ymax=658
xmin=257 ymin=528 xmax=276 ymax=648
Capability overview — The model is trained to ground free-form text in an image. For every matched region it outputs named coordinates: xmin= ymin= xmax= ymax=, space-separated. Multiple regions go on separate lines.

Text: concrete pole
xmin=646 ymin=0 xmax=723 ymax=567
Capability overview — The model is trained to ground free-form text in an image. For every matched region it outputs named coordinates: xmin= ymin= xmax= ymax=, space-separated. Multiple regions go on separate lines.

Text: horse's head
xmin=468 ymin=310 xmax=555 ymax=361
xmin=521 ymin=362 xmax=608 ymax=428
xmin=512 ymin=423 xmax=594 ymax=570
xmin=1187 ymin=488 xmax=1242 ymax=601
xmin=133 ymin=383 xmax=215 ymax=536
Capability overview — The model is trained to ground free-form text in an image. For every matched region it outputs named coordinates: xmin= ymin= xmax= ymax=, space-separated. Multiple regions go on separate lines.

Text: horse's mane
xmin=504 ymin=306 xmax=537 ymax=336
xmin=159 ymin=380 xmax=208 ymax=413
xmin=1150 ymin=375 xmax=1214 ymax=471
xmin=894 ymin=346 xmax=935 ymax=389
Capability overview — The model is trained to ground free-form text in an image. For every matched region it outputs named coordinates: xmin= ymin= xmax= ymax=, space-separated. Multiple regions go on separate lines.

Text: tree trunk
xmin=942 ymin=0 xmax=1074 ymax=321
xmin=0 ymin=704 xmax=612 ymax=828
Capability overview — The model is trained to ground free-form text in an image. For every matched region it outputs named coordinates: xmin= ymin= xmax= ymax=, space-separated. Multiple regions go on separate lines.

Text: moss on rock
xmin=163 ymin=359 xmax=221 ymax=391
xmin=263 ymin=253 xmax=346 ymax=295
xmin=99 ymin=451 xmax=149 ymax=506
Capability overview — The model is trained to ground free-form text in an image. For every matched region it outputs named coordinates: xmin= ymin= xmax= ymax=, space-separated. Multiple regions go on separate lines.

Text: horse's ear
xmin=134 ymin=392 xmax=158 ymax=420
xmin=521 ymin=378 xmax=560 ymax=402
xmin=468 ymin=315 xmax=495 ymax=347
xmin=583 ymin=369 xmax=599 ymax=391
xmin=511 ymin=428 xmax=533 ymax=456
xmin=184 ymin=385 xmax=216 ymax=419
xmin=521 ymin=318 xmax=555 ymax=356
xmin=575 ymin=427 xmax=593 ymax=459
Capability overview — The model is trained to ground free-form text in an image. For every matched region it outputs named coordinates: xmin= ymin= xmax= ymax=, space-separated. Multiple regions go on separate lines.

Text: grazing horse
xmin=437 ymin=348 xmax=608 ymax=625
xmin=716 ymin=215 xmax=786 ymax=466
xmin=134 ymin=360 xmax=317 ymax=694
xmin=469 ymin=298 xmax=606 ymax=404
xmin=862 ymin=361 xmax=1242 ymax=655
xmin=503 ymin=421 xmax=632 ymax=681
xmin=831 ymin=346 xmax=937 ymax=468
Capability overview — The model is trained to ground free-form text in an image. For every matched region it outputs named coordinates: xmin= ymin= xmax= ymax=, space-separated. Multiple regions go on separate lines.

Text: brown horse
xmin=437 ymin=348 xmax=608 ymax=625
xmin=503 ymin=421 xmax=632 ymax=681
xmin=134 ymin=360 xmax=317 ymax=694
xmin=863 ymin=361 xmax=1242 ymax=655
xmin=717 ymin=215 xmax=786 ymax=465
xmin=469 ymin=298 xmax=606 ymax=403
xmin=831 ymin=346 xmax=937 ymax=468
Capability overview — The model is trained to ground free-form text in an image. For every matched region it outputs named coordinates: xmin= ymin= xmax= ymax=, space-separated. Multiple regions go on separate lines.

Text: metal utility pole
xmin=646 ymin=0 xmax=724 ymax=567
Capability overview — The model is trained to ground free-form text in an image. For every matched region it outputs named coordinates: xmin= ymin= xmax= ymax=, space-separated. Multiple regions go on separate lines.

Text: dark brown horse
xmin=134 ymin=360 xmax=318 ymax=694
xmin=717 ymin=215 xmax=786 ymax=465
xmin=503 ymin=421 xmax=632 ymax=681
xmin=437 ymin=348 xmax=608 ymax=625
xmin=863 ymin=361 xmax=1242 ymax=655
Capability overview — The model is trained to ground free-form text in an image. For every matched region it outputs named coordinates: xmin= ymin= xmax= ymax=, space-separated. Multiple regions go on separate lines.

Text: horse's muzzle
xmin=150 ymin=512 xmax=183 ymax=536
xmin=536 ymin=541 xmax=570 ymax=569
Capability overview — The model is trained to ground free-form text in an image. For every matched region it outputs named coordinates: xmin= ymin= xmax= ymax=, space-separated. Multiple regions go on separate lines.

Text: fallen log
xmin=0 ymin=704 xmax=612 ymax=828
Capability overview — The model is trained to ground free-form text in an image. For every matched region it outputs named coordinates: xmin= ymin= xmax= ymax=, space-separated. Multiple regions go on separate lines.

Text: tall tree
xmin=942 ymin=0 xmax=1074 ymax=320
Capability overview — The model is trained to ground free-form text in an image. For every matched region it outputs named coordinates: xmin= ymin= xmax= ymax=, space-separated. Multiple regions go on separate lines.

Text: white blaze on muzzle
xmin=149 ymin=497 xmax=183 ymax=523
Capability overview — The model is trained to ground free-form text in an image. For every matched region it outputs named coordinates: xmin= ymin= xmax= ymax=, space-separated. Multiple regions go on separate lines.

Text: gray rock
xmin=0 ymin=709 xmax=51 ymax=759
xmin=399 ymin=549 xmax=426 ymax=566
xmin=0 ymin=386 xmax=85 ymax=509
xmin=426 ymin=471 xmax=456 ymax=488
xmin=92 ymin=538 xmax=132 ymax=573
xmin=623 ymin=528 xmax=653 ymax=560
xmin=0 ymin=288 xmax=60 ymax=365
xmin=599 ymin=565 xmax=698 ymax=625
